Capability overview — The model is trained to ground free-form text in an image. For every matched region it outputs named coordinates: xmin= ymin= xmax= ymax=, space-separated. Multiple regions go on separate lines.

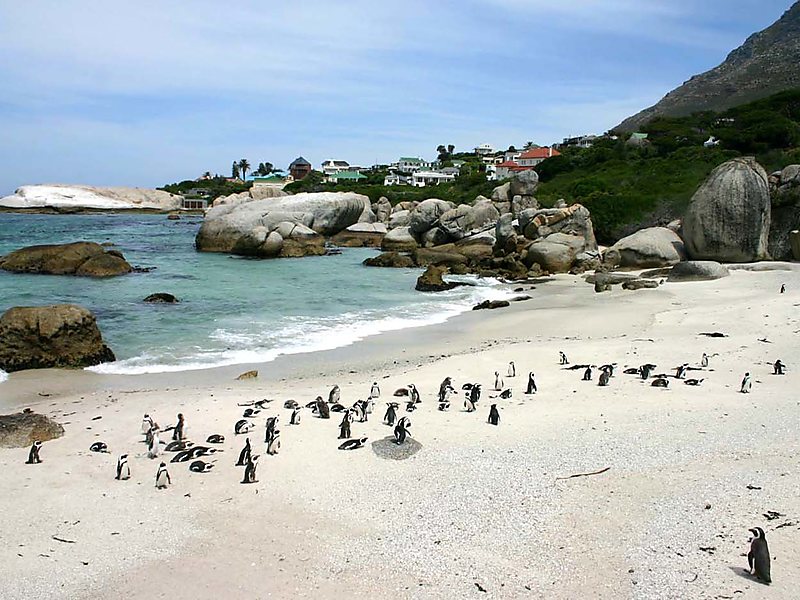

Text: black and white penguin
xmin=394 ymin=417 xmax=411 ymax=445
xmin=171 ymin=449 xmax=193 ymax=463
xmin=164 ymin=440 xmax=191 ymax=452
xmin=241 ymin=455 xmax=259 ymax=484
xmin=172 ymin=413 xmax=185 ymax=441
xmin=674 ymin=364 xmax=689 ymax=379
xmin=393 ymin=387 xmax=410 ymax=397
xmin=700 ymin=353 xmax=709 ymax=368
xmin=316 ymin=396 xmax=330 ymax=419
xmin=147 ymin=428 xmax=161 ymax=459
xmin=780 ymin=283 xmax=786 ymax=294
xmin=741 ymin=372 xmax=752 ymax=393
xmin=438 ymin=401 xmax=450 ymax=411
xmin=598 ymin=370 xmax=610 ymax=387
xmin=640 ymin=364 xmax=656 ymax=380
xmin=526 ymin=372 xmax=537 ymax=394
xmin=234 ymin=419 xmax=253 ymax=434
xmin=462 ymin=383 xmax=474 ymax=391
xmin=623 ymin=367 xmax=640 ymax=375
xmin=26 ymin=440 xmax=42 ymax=464
xmin=339 ymin=412 xmax=352 ymax=439
xmin=356 ymin=400 xmax=370 ymax=422
xmin=464 ymin=396 xmax=476 ymax=413
xmin=409 ymin=384 xmax=421 ymax=405
xmin=141 ymin=414 xmax=155 ymax=435
xmin=600 ymin=364 xmax=616 ymax=377
xmin=470 ymin=384 xmax=482 ymax=405
xmin=236 ymin=437 xmax=251 ymax=467
xmin=384 ymin=403 xmax=398 ymax=426
xmin=488 ymin=404 xmax=500 ymax=426
xmin=684 ymin=378 xmax=704 ymax=386
xmin=266 ymin=430 xmax=280 ymax=455
xmin=253 ymin=399 xmax=272 ymax=410
xmin=369 ymin=382 xmax=381 ymax=399
xmin=582 ymin=366 xmax=593 ymax=381
xmin=242 ymin=408 xmax=260 ymax=419
xmin=189 ymin=459 xmax=214 ymax=473
xmin=651 ymin=378 xmax=669 ymax=388
xmin=748 ymin=527 xmax=771 ymax=584
xmin=191 ymin=446 xmax=218 ymax=458
xmin=773 ymin=360 xmax=785 ymax=375
xmin=284 ymin=399 xmax=299 ymax=410
xmin=494 ymin=371 xmax=504 ymax=391
xmin=90 ymin=441 xmax=109 ymax=453
xmin=559 ymin=351 xmax=569 ymax=365
xmin=507 ymin=361 xmax=516 ymax=377
xmin=115 ymin=454 xmax=130 ymax=480
xmin=497 ymin=389 xmax=512 ymax=399
xmin=206 ymin=434 xmax=225 ymax=444
xmin=290 ymin=407 xmax=302 ymax=425
xmin=328 ymin=385 xmax=341 ymax=405
xmin=438 ymin=377 xmax=453 ymax=403
xmin=264 ymin=416 xmax=279 ymax=444
xmin=339 ymin=436 xmax=368 ymax=450
xmin=329 ymin=403 xmax=346 ymax=413
xmin=155 ymin=462 xmax=171 ymax=489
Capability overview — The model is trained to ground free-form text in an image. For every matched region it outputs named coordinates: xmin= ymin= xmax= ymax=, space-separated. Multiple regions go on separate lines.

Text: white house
xmin=393 ymin=157 xmax=431 ymax=173
xmin=384 ymin=173 xmax=412 ymax=186
xmin=474 ymin=143 xmax=494 ymax=156
xmin=412 ymin=170 xmax=456 ymax=187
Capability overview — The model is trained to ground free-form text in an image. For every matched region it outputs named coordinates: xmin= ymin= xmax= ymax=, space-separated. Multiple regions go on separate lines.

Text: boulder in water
xmin=415 ymin=265 xmax=462 ymax=292
xmin=381 ymin=226 xmax=418 ymax=252
xmin=143 ymin=293 xmax=180 ymax=303
xmin=363 ymin=252 xmax=415 ymax=268
xmin=0 ymin=241 xmax=132 ymax=277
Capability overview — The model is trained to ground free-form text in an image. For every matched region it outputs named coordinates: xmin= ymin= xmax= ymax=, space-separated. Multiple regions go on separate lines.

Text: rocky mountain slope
xmin=616 ymin=2 xmax=800 ymax=132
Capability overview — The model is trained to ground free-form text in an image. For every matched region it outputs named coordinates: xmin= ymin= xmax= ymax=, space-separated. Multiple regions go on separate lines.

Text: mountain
xmin=615 ymin=2 xmax=800 ymax=132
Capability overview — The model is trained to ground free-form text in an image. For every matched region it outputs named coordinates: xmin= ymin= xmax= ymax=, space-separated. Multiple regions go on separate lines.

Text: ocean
xmin=0 ymin=213 xmax=512 ymax=375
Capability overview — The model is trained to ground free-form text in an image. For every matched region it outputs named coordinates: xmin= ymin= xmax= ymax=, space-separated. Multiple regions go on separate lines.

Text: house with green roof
xmin=325 ymin=171 xmax=367 ymax=183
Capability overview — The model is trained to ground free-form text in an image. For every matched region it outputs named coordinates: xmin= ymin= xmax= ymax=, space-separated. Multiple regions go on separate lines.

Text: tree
xmin=231 ymin=161 xmax=240 ymax=180
xmin=437 ymin=144 xmax=454 ymax=162
xmin=238 ymin=158 xmax=250 ymax=181
xmin=447 ymin=144 xmax=455 ymax=155
xmin=524 ymin=141 xmax=535 ymax=150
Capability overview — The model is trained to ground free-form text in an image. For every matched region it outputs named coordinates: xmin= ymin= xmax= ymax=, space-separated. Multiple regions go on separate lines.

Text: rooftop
xmin=518 ymin=147 xmax=561 ymax=160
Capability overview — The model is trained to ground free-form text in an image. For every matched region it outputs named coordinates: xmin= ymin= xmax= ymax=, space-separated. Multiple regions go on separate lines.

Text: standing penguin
xmin=264 ymin=416 xmax=279 ymax=444
xmin=740 ymin=372 xmax=752 ymax=393
xmin=155 ymin=462 xmax=171 ymax=489
xmin=438 ymin=377 xmax=453 ymax=403
xmin=494 ymin=371 xmax=504 ymax=391
xmin=26 ymin=440 xmax=42 ymax=464
xmin=409 ymin=384 xmax=421 ymax=405
xmin=507 ymin=361 xmax=516 ymax=377
xmin=236 ymin=437 xmax=252 ymax=466
xmin=525 ymin=372 xmax=537 ymax=394
xmin=115 ymin=454 xmax=131 ymax=480
xmin=394 ymin=417 xmax=411 ymax=445
xmin=266 ymin=430 xmax=280 ymax=455
xmin=356 ymin=399 xmax=370 ymax=422
xmin=701 ymin=353 xmax=709 ymax=368
xmin=369 ymin=382 xmax=381 ymax=399
xmin=674 ymin=364 xmax=688 ymax=379
xmin=148 ymin=428 xmax=161 ymax=458
xmin=141 ymin=414 xmax=155 ymax=435
xmin=773 ymin=360 xmax=785 ymax=375
xmin=780 ymin=283 xmax=785 ymax=294
xmin=384 ymin=402 xmax=398 ymax=426
xmin=172 ymin=413 xmax=185 ymax=441
xmin=559 ymin=351 xmax=569 ymax=365
xmin=241 ymin=455 xmax=259 ymax=484
xmin=598 ymin=370 xmax=610 ymax=387
xmin=747 ymin=527 xmax=771 ymax=584
xmin=328 ymin=385 xmax=341 ymax=404
xmin=339 ymin=412 xmax=352 ymax=439
xmin=290 ymin=407 xmax=302 ymax=425
xmin=582 ymin=366 xmax=593 ymax=381
xmin=488 ymin=404 xmax=500 ymax=426
xmin=316 ymin=396 xmax=330 ymax=419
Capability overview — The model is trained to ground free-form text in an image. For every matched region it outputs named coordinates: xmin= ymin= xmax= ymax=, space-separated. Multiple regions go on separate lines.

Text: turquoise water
xmin=0 ymin=213 xmax=511 ymax=374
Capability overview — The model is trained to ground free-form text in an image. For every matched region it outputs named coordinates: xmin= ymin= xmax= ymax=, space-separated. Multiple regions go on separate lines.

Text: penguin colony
xmin=22 ymin=350 xmax=786 ymax=584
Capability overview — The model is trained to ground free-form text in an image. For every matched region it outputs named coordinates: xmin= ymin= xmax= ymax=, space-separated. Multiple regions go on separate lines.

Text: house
xmin=474 ymin=143 xmax=494 ymax=156
xmin=412 ymin=170 xmax=456 ymax=187
xmin=516 ymin=147 xmax=561 ymax=168
xmin=495 ymin=160 xmax=528 ymax=180
xmin=559 ymin=134 xmax=599 ymax=149
xmin=289 ymin=157 xmax=312 ymax=180
xmin=384 ymin=173 xmax=412 ymax=186
xmin=321 ymin=159 xmax=351 ymax=176
xmin=626 ymin=133 xmax=649 ymax=147
xmin=181 ymin=198 xmax=208 ymax=210
xmin=393 ymin=157 xmax=431 ymax=173
xmin=326 ymin=171 xmax=367 ymax=184
xmin=252 ymin=175 xmax=287 ymax=190
xmin=504 ymin=149 xmax=522 ymax=163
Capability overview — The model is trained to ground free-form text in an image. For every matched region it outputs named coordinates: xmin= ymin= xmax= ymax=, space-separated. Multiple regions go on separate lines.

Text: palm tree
xmin=231 ymin=161 xmax=240 ymax=180
xmin=238 ymin=159 xmax=250 ymax=181
xmin=524 ymin=141 xmax=534 ymax=150
xmin=447 ymin=144 xmax=455 ymax=155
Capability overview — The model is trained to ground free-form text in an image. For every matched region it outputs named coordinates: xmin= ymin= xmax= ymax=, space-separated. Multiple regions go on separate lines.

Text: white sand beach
xmin=1 ymin=266 xmax=799 ymax=599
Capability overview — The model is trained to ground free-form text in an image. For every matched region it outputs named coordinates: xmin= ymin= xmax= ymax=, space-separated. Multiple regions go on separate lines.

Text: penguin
xmin=393 ymin=387 xmax=410 ymax=397
xmin=115 ymin=454 xmax=130 ymax=480
xmin=355 ymin=400 xmax=369 ymax=422
xmin=171 ymin=449 xmax=194 ymax=463
xmin=464 ymin=396 xmax=476 ymax=413
xmin=559 ymin=351 xmax=569 ymax=365
xmin=369 ymin=382 xmax=381 ymax=399
xmin=26 ymin=440 xmax=42 ymax=464
xmin=674 ymin=364 xmax=689 ymax=379
xmin=494 ymin=371 xmax=504 ymax=391
xmin=141 ymin=414 xmax=155 ymax=435
xmin=339 ymin=412 xmax=352 ymax=439
xmin=316 ymin=396 xmax=330 ymax=419
xmin=90 ymin=441 xmax=109 ymax=453
xmin=598 ymin=370 xmax=610 ymax=387
xmin=306 ymin=400 xmax=319 ymax=411
xmin=461 ymin=383 xmax=474 ymax=391
xmin=740 ymin=372 xmax=752 ymax=393
xmin=600 ymin=364 xmax=616 ymax=377
xmin=780 ymin=283 xmax=785 ymax=294
xmin=773 ymin=360 xmax=785 ymax=375
xmin=236 ymin=437 xmax=252 ymax=467
xmin=234 ymin=419 xmax=253 ymax=434
xmin=147 ymin=428 xmax=161 ymax=458
xmin=582 ymin=366 xmax=592 ymax=381
xmin=155 ymin=462 xmax=171 ymax=489
xmin=266 ymin=429 xmax=280 ymax=455
xmin=640 ymin=364 xmax=656 ymax=380
xmin=264 ymin=416 xmax=279 ymax=444
xmin=507 ymin=361 xmax=516 ymax=377
xmin=206 ymin=434 xmax=225 ymax=444
xmin=747 ymin=527 xmax=771 ymax=584
xmin=384 ymin=402 xmax=398 ymax=426
xmin=172 ymin=413 xmax=185 ymax=441
xmin=525 ymin=372 xmax=537 ymax=394
xmin=438 ymin=377 xmax=453 ymax=403
xmin=284 ymin=399 xmax=299 ymax=410
xmin=488 ymin=404 xmax=500 ymax=426
xmin=329 ymin=403 xmax=346 ymax=413
xmin=684 ymin=378 xmax=704 ymax=386
xmin=394 ymin=417 xmax=410 ymax=445
xmin=253 ymin=399 xmax=272 ymax=410
xmin=328 ymin=385 xmax=341 ymax=404
xmin=409 ymin=384 xmax=421 ymax=405
xmin=651 ymin=378 xmax=669 ymax=388
xmin=700 ymin=353 xmax=709 ymax=368
xmin=438 ymin=401 xmax=450 ymax=411
xmin=189 ymin=459 xmax=214 ymax=473
xmin=470 ymin=384 xmax=482 ymax=405
xmin=242 ymin=408 xmax=260 ymax=419
xmin=623 ymin=367 xmax=640 ymax=375
xmin=241 ymin=455 xmax=259 ymax=484
xmin=339 ymin=437 xmax=368 ymax=450
xmin=164 ymin=440 xmax=191 ymax=452
xmin=290 ymin=407 xmax=302 ymax=425
xmin=496 ymin=389 xmax=512 ymax=399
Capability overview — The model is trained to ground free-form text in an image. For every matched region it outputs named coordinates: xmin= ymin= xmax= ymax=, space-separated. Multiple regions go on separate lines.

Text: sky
xmin=0 ymin=0 xmax=794 ymax=194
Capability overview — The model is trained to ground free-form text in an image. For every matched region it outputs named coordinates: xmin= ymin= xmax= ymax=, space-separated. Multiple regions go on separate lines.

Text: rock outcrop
xmin=408 ymin=199 xmax=454 ymax=236
xmin=143 ymin=293 xmax=179 ymax=303
xmin=363 ymin=252 xmax=415 ymax=268
xmin=0 ymin=241 xmax=132 ymax=277
xmin=331 ymin=223 xmax=387 ymax=247
xmin=523 ymin=233 xmax=586 ymax=273
xmin=415 ymin=265 xmax=462 ymax=292
xmin=667 ymin=261 xmax=730 ymax=282
xmin=769 ymin=165 xmax=800 ymax=260
xmin=604 ymin=227 xmax=686 ymax=268
xmin=0 ymin=304 xmax=116 ymax=372
xmin=381 ymin=227 xmax=418 ymax=252
xmin=683 ymin=158 xmax=771 ymax=262
xmin=0 ymin=412 xmax=65 ymax=448
xmin=196 ymin=192 xmax=370 ymax=257
xmin=0 ymin=185 xmax=182 ymax=212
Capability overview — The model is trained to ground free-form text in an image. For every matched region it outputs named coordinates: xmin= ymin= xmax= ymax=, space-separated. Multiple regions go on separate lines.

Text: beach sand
xmin=1 ymin=266 xmax=799 ymax=599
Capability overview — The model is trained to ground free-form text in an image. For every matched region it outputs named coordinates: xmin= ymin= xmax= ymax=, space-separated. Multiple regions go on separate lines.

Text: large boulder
xmin=491 ymin=182 xmax=511 ymax=203
xmin=667 ymin=261 xmax=730 ymax=282
xmin=196 ymin=192 xmax=368 ymax=256
xmin=0 ymin=184 xmax=181 ymax=212
xmin=604 ymin=227 xmax=686 ymax=269
xmin=415 ymin=265 xmax=462 ymax=292
xmin=519 ymin=204 xmax=597 ymax=251
xmin=523 ymin=233 xmax=586 ymax=273
xmin=249 ymin=186 xmax=289 ymax=201
xmin=373 ymin=197 xmax=392 ymax=224
xmin=0 ymin=412 xmax=65 ymax=448
xmin=495 ymin=213 xmax=515 ymax=248
xmin=363 ymin=252 xmax=415 ymax=268
xmin=683 ymin=157 xmax=771 ymax=262
xmin=0 ymin=241 xmax=132 ymax=277
xmin=331 ymin=222 xmax=387 ymax=247
xmin=388 ymin=210 xmax=411 ymax=229
xmin=412 ymin=248 xmax=469 ymax=268
xmin=791 ymin=230 xmax=800 ymax=260
xmin=381 ymin=226 xmax=418 ymax=252
xmin=408 ymin=199 xmax=454 ymax=235
xmin=511 ymin=195 xmax=539 ymax=217
xmin=509 ymin=170 xmax=539 ymax=197
xmin=0 ymin=304 xmax=116 ymax=372
xmin=472 ymin=200 xmax=501 ymax=229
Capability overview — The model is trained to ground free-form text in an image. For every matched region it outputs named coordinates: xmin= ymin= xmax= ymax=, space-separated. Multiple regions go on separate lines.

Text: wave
xmin=88 ymin=278 xmax=514 ymax=375
xmin=0 ymin=369 xmax=7 ymax=384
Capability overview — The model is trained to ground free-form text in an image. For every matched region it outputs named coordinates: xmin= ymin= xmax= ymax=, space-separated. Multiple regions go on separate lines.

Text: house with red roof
xmin=495 ymin=147 xmax=561 ymax=179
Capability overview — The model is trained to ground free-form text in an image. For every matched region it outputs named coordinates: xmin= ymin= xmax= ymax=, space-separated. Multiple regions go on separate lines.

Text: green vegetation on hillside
xmin=537 ymin=89 xmax=800 ymax=243
xmin=160 ymin=177 xmax=251 ymax=199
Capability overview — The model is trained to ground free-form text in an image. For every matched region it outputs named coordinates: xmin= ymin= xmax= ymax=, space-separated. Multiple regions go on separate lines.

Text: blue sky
xmin=0 ymin=0 xmax=793 ymax=194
